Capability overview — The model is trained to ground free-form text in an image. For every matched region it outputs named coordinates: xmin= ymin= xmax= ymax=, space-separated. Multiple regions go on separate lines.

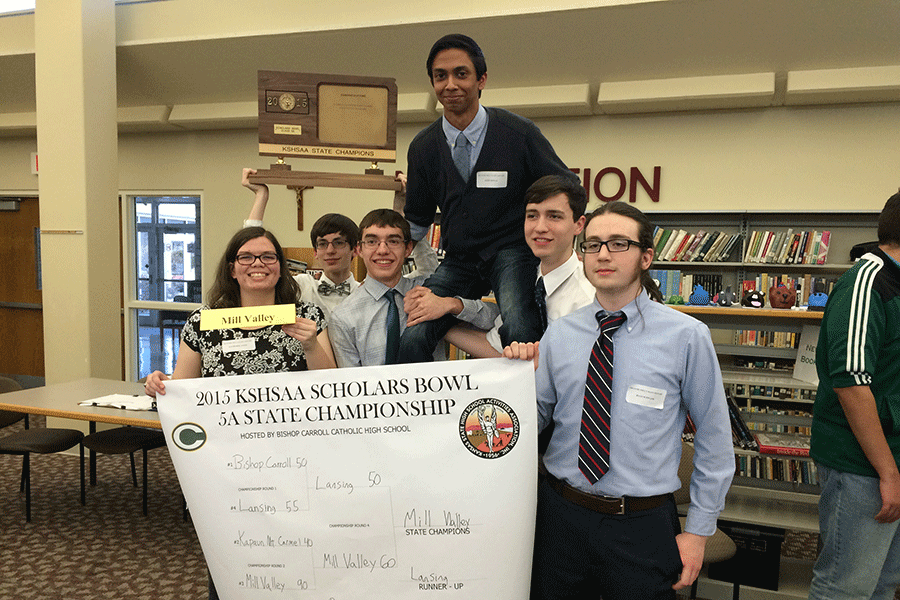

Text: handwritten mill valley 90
xmin=196 ymin=374 xmax=478 ymax=427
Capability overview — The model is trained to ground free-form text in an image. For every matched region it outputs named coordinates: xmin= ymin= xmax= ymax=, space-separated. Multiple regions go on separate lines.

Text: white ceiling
xmin=1 ymin=0 xmax=899 ymax=122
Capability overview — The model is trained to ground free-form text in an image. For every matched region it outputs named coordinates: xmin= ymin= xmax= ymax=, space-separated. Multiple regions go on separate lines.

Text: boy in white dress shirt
xmin=446 ymin=174 xmax=595 ymax=357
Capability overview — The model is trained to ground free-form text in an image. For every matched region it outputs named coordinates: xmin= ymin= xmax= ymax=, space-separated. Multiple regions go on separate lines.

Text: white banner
xmin=158 ymin=358 xmax=537 ymax=600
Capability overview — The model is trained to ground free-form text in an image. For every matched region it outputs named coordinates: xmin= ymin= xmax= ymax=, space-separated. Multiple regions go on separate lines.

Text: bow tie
xmin=318 ymin=280 xmax=351 ymax=296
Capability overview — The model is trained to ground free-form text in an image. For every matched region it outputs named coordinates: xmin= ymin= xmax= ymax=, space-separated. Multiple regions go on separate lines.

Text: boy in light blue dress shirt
xmin=506 ymin=202 xmax=734 ymax=600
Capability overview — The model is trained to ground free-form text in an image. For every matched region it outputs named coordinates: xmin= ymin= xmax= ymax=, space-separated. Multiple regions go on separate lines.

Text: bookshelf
xmin=674 ymin=307 xmax=824 ymax=599
xmin=651 ymin=210 xmax=882 ymax=600
xmin=648 ymin=211 xmax=879 ymax=306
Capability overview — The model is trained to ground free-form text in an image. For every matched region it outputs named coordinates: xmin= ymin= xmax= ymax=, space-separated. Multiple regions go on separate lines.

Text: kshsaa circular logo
xmin=172 ymin=423 xmax=206 ymax=451
xmin=459 ymin=398 xmax=519 ymax=458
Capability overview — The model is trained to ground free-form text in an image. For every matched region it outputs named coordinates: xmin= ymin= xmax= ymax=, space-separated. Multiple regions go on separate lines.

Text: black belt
xmin=546 ymin=474 xmax=672 ymax=515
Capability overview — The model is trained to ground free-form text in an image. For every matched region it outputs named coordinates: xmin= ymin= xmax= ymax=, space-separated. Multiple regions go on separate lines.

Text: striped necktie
xmin=579 ymin=312 xmax=626 ymax=484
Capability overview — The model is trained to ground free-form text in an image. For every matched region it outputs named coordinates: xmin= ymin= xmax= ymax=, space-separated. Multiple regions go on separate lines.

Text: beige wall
xmin=3 ymin=100 xmax=899 ymax=301
xmin=120 ymin=101 xmax=900 ymax=285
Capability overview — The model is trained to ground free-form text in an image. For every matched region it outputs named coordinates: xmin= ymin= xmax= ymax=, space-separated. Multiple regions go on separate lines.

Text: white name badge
xmin=221 ymin=338 xmax=256 ymax=354
xmin=626 ymin=384 xmax=666 ymax=409
xmin=476 ymin=171 xmax=508 ymax=188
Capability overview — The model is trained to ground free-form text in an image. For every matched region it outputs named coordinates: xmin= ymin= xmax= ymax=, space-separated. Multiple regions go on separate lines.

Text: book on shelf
xmin=673 ymin=232 xmax=695 ymax=261
xmin=682 ymin=411 xmax=696 ymax=443
xmin=703 ymin=231 xmax=729 ymax=262
xmin=692 ymin=231 xmax=716 ymax=261
xmin=736 ymin=453 xmax=817 ymax=485
xmin=652 ymin=226 xmax=664 ymax=249
xmin=786 ymin=232 xmax=801 ymax=263
xmin=668 ymin=270 xmax=682 ymax=299
xmin=817 ymin=230 xmax=831 ymax=264
xmin=764 ymin=231 xmax=783 ymax=263
xmin=681 ymin=230 xmax=705 ymax=261
xmin=753 ymin=432 xmax=811 ymax=457
xmin=668 ymin=229 xmax=690 ymax=261
xmin=743 ymin=230 xmax=759 ymax=262
xmin=776 ymin=228 xmax=793 ymax=263
xmin=654 ymin=227 xmax=673 ymax=256
xmin=669 ymin=231 xmax=692 ymax=261
xmin=742 ymin=229 xmax=832 ymax=265
xmin=651 ymin=229 xmax=741 ymax=263
xmin=428 ymin=223 xmax=441 ymax=249
xmin=809 ymin=231 xmax=822 ymax=265
xmin=758 ymin=231 xmax=775 ymax=263
xmin=649 ymin=269 xmax=668 ymax=300
xmin=725 ymin=392 xmax=759 ymax=451
xmin=711 ymin=233 xmax=736 ymax=262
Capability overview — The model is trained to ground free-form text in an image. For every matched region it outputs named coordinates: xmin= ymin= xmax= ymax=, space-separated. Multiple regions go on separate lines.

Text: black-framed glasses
xmin=360 ymin=237 xmax=407 ymax=249
xmin=580 ymin=239 xmax=642 ymax=254
xmin=235 ymin=253 xmax=279 ymax=265
xmin=315 ymin=239 xmax=350 ymax=251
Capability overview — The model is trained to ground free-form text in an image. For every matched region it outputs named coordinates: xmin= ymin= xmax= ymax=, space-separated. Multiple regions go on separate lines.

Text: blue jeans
xmin=397 ymin=244 xmax=541 ymax=362
xmin=809 ymin=463 xmax=900 ymax=600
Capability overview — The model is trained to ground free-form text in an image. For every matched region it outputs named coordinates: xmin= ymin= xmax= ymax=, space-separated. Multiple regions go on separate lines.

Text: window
xmin=123 ymin=194 xmax=201 ymax=380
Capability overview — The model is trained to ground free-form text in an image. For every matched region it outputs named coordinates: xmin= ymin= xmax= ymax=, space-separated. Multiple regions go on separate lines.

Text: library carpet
xmin=0 ymin=416 xmax=207 ymax=600
xmin=1 ymin=417 xmax=898 ymax=600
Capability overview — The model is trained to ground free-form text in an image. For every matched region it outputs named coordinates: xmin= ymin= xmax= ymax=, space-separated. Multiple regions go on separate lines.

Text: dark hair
xmin=310 ymin=213 xmax=360 ymax=248
xmin=358 ymin=208 xmax=411 ymax=241
xmin=584 ymin=202 xmax=663 ymax=303
xmin=207 ymin=227 xmax=300 ymax=309
xmin=878 ymin=191 xmax=900 ymax=246
xmin=426 ymin=34 xmax=487 ymax=82
xmin=525 ymin=174 xmax=588 ymax=220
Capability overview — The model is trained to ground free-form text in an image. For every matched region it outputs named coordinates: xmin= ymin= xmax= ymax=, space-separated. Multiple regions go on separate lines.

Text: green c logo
xmin=172 ymin=423 xmax=206 ymax=451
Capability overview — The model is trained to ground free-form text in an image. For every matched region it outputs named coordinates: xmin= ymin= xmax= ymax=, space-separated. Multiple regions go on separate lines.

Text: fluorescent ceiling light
xmin=598 ymin=73 xmax=775 ymax=114
xmin=0 ymin=1 xmax=34 ymax=15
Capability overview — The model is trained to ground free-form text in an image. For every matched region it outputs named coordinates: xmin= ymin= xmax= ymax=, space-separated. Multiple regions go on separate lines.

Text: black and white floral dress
xmin=182 ymin=302 xmax=326 ymax=377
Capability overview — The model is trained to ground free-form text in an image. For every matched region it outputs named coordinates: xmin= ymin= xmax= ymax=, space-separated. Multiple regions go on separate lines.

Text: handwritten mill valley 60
xmin=195 ymin=374 xmax=478 ymax=427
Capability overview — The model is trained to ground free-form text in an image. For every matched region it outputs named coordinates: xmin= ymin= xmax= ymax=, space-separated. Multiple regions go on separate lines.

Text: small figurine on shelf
xmin=716 ymin=286 xmax=736 ymax=307
xmin=768 ymin=284 xmax=797 ymax=309
xmin=667 ymin=294 xmax=685 ymax=305
xmin=688 ymin=284 xmax=710 ymax=306
xmin=808 ymin=291 xmax=828 ymax=311
xmin=741 ymin=290 xmax=766 ymax=308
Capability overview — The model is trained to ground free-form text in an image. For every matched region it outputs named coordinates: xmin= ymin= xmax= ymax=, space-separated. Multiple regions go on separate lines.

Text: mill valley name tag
xmin=200 ymin=304 xmax=297 ymax=331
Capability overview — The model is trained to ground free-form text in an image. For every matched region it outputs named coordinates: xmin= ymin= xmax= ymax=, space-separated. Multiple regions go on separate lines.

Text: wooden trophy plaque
xmin=251 ymin=71 xmax=401 ymax=192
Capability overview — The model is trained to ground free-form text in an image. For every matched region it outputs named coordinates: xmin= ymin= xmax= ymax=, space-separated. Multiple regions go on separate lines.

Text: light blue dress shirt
xmin=409 ymin=106 xmax=489 ymax=242
xmin=441 ymin=104 xmax=488 ymax=173
xmin=329 ymin=275 xmax=500 ymax=368
xmin=536 ymin=291 xmax=735 ymax=536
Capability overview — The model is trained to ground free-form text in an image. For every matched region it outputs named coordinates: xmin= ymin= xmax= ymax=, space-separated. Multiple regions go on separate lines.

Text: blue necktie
xmin=384 ymin=289 xmax=401 ymax=365
xmin=452 ymin=131 xmax=470 ymax=182
xmin=579 ymin=312 xmax=626 ymax=484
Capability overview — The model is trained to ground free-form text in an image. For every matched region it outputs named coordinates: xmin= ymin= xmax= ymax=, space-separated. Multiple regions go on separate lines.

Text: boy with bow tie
xmin=241 ymin=168 xmax=437 ymax=320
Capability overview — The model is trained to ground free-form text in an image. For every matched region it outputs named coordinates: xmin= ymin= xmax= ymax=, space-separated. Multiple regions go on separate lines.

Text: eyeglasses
xmin=315 ymin=239 xmax=350 ymax=251
xmin=579 ymin=239 xmax=642 ymax=254
xmin=235 ymin=253 xmax=279 ymax=265
xmin=360 ymin=238 xmax=407 ymax=249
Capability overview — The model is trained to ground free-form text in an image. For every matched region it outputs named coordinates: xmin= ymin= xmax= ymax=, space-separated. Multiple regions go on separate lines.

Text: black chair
xmin=0 ymin=409 xmax=25 ymax=429
xmin=0 ymin=377 xmax=85 ymax=522
xmin=80 ymin=426 xmax=167 ymax=516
